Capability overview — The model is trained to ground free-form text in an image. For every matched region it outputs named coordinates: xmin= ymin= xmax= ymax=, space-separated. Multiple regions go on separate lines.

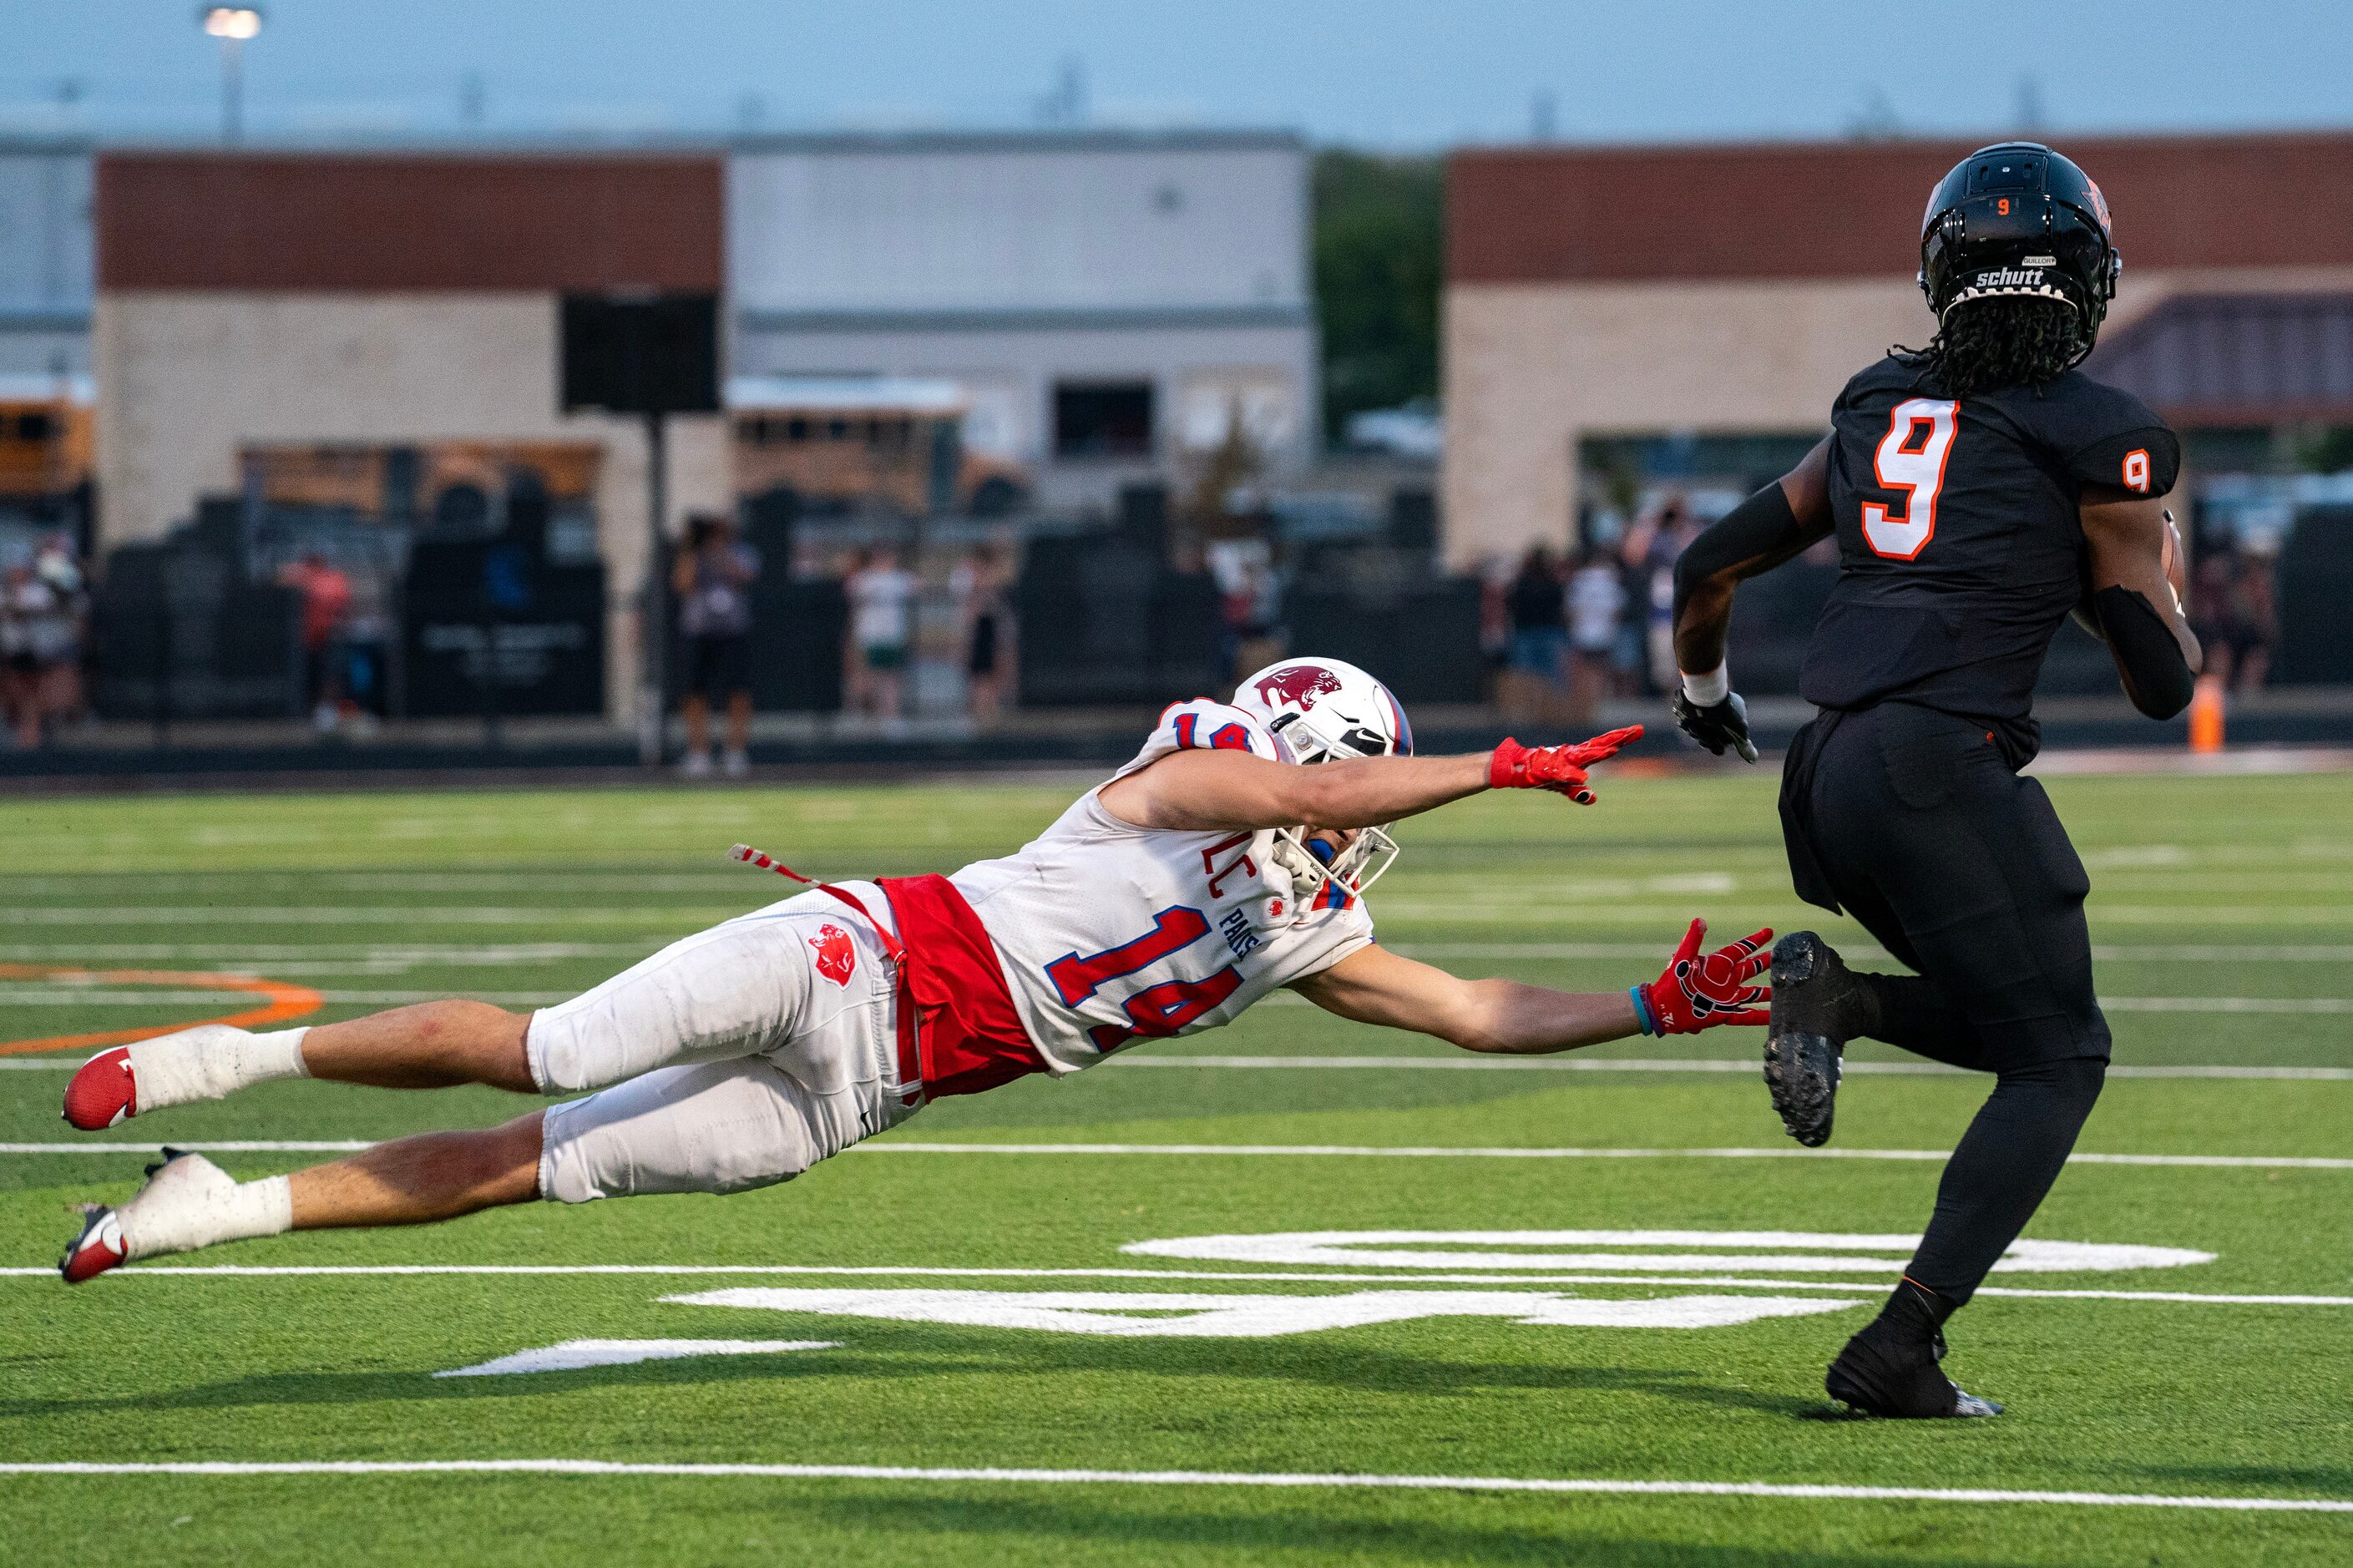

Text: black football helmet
xmin=1918 ymin=142 xmax=2121 ymax=352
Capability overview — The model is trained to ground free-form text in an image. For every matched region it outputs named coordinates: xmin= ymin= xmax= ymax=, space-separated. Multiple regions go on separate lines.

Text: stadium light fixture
xmin=198 ymin=7 xmax=263 ymax=143
xmin=201 ymin=6 xmax=263 ymax=38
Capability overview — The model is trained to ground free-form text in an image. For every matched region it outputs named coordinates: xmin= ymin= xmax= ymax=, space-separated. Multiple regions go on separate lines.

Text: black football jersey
xmin=1800 ymin=355 xmax=2179 ymax=746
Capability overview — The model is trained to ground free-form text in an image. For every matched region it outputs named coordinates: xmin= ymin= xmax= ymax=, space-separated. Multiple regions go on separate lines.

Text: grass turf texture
xmin=3 ymin=771 xmax=2349 ymax=1565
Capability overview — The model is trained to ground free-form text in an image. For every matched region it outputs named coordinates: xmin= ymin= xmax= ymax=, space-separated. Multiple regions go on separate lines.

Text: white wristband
xmin=1681 ymin=665 xmax=1730 ymax=706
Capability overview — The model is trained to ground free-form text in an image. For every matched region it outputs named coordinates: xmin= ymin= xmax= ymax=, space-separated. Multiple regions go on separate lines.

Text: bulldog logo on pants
xmin=809 ymin=924 xmax=856 ymax=987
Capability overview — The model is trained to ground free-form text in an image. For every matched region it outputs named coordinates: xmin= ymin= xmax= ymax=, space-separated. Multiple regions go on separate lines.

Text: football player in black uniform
xmin=1668 ymin=144 xmax=2200 ymax=1418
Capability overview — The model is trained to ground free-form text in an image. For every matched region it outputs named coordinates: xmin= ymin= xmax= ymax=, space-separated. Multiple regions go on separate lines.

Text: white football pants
xmin=526 ymin=883 xmax=919 ymax=1204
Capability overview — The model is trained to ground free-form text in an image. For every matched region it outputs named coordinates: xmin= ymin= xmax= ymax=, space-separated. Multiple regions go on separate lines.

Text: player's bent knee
xmin=2047 ymin=1053 xmax=2107 ymax=1113
xmin=1996 ymin=1053 xmax=2107 ymax=1119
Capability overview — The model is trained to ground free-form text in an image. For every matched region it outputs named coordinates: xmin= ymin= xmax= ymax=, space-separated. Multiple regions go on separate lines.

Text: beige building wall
xmin=1440 ymin=266 xmax=2353 ymax=569
xmin=93 ymin=291 xmax=726 ymax=721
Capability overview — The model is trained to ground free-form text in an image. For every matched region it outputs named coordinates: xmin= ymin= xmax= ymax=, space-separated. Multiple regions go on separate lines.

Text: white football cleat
xmin=58 ymin=1205 xmax=126 ymax=1284
xmin=58 ymin=1148 xmax=250 ymax=1285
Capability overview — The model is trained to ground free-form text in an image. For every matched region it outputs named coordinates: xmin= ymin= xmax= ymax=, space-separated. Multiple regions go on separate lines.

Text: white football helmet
xmin=1231 ymin=656 xmax=1414 ymax=899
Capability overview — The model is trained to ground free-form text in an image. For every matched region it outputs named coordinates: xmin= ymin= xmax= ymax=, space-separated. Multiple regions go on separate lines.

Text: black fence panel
xmin=402 ymin=539 xmax=605 ymax=717
xmin=90 ymin=544 xmax=303 ymax=721
xmin=1286 ymin=578 xmax=1485 ymax=704
xmin=2277 ymin=507 xmax=2353 ymax=685
xmin=1017 ymin=534 xmax=1222 ymax=706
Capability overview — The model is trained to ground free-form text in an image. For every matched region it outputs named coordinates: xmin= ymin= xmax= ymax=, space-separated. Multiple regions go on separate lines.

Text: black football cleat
xmin=1825 ymin=1317 xmax=2002 ymax=1419
xmin=1764 ymin=932 xmax=1870 ymax=1147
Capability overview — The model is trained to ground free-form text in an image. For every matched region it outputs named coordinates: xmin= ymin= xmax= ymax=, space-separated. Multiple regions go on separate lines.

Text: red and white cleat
xmin=59 ymin=1206 xmax=127 ymax=1284
xmin=62 ymin=1046 xmax=138 ymax=1131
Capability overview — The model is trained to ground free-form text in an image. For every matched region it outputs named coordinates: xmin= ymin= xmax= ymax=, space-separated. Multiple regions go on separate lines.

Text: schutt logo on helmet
xmin=1255 ymin=665 xmax=1343 ymax=711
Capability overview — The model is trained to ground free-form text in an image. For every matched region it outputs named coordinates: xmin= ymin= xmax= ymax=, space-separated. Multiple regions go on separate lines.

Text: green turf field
xmin=3 ymin=770 xmax=2350 ymax=1565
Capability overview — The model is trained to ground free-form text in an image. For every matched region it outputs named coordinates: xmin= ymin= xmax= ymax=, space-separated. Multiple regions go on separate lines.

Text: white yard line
xmin=0 ymin=989 xmax=571 ymax=1006
xmin=1110 ymin=1055 xmax=2353 ymax=1082
xmin=0 ymin=908 xmax=737 ymax=926
xmin=12 ymin=940 xmax=2348 ymax=964
xmin=4 ymin=1055 xmax=2345 ymax=1079
xmin=0 ymin=944 xmax=653 ymax=963
xmin=0 ymin=1459 xmax=2344 ymax=1512
xmin=18 ymin=903 xmax=2353 ymax=927
xmin=0 ymin=1261 xmax=2341 ymax=1306
xmin=0 ymin=1141 xmax=372 ymax=1151
xmin=1302 ymin=989 xmax=2353 ymax=1015
xmin=5 ymin=1140 xmax=2346 ymax=1169
xmin=5 ymin=990 xmax=2344 ymax=1016
xmin=852 ymin=1143 xmax=2353 ymax=1170
xmin=2105 ymin=997 xmax=2353 ymax=1014
xmin=1399 ymin=943 xmax=2353 ymax=963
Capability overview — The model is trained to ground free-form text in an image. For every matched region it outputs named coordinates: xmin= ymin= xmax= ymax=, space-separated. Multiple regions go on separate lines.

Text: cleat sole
xmin=1765 ymin=932 xmax=1849 ymax=1148
xmin=1764 ymin=1029 xmax=1841 ymax=1147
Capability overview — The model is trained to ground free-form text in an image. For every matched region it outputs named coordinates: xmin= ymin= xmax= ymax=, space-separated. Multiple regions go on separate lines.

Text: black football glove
xmin=1672 ymin=690 xmax=1759 ymax=764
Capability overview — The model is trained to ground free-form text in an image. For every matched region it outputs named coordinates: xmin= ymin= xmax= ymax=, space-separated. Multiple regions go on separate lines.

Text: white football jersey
xmin=950 ymin=700 xmax=1376 ymax=1074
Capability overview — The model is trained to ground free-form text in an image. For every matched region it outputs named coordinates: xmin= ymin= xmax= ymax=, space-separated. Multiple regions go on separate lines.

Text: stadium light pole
xmin=200 ymin=7 xmax=263 ymax=144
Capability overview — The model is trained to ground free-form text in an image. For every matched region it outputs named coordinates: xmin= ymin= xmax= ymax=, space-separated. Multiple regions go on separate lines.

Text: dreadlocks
xmin=1894 ymin=296 xmax=2089 ymax=397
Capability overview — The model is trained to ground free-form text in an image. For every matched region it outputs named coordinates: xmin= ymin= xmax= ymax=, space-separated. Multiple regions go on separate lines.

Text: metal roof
xmin=2089 ymin=293 xmax=2353 ymax=424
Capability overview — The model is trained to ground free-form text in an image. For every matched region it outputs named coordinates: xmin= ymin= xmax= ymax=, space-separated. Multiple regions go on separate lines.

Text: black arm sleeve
xmin=1670 ymin=479 xmax=1806 ymax=630
xmin=2090 ymin=584 xmax=2197 ymax=721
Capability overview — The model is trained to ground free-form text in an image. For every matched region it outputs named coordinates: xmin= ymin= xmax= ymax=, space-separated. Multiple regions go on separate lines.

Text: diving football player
xmin=61 ymin=660 xmax=1771 ymax=1279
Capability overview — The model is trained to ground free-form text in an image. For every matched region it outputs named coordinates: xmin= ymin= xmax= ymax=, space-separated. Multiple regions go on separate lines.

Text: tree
xmin=1313 ymin=149 xmax=1444 ymax=444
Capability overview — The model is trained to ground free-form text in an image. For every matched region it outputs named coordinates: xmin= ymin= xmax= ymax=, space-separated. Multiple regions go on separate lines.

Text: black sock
xmin=1900 ymin=1055 xmax=2107 ymax=1308
xmin=1870 ymin=1277 xmax=1956 ymax=1341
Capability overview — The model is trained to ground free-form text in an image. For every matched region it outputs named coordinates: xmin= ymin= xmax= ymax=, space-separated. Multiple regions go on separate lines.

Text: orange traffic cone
xmin=2188 ymin=674 xmax=2226 ymax=754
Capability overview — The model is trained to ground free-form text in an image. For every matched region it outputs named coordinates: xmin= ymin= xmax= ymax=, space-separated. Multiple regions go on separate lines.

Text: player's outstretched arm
xmin=2078 ymin=487 xmax=2200 ymax=720
xmin=1668 ymin=438 xmax=1836 ymax=762
xmin=1097 ymin=727 xmax=1643 ymax=832
xmin=1289 ymin=921 xmax=1771 ymax=1055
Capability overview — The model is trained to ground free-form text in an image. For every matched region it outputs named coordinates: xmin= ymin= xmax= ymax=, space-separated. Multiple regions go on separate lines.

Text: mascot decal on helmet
xmin=1255 ymin=665 xmax=1344 ymax=711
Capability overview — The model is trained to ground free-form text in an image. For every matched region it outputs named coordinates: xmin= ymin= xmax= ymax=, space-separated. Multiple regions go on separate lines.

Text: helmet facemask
xmin=1232 ymin=657 xmax=1414 ymax=908
xmin=1260 ymin=710 xmax=1402 ymax=903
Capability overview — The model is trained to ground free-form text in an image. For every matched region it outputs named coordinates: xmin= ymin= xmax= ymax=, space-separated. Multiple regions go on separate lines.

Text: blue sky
xmin=3 ymin=0 xmax=2347 ymax=148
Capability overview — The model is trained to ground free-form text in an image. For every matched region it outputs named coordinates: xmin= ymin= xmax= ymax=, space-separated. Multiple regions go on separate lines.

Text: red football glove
xmin=1488 ymin=726 xmax=1644 ymax=805
xmin=1632 ymin=919 xmax=1773 ymax=1034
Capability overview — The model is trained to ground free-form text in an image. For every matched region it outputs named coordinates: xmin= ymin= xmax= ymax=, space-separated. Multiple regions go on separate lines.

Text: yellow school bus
xmin=0 ymin=376 xmax=94 ymax=503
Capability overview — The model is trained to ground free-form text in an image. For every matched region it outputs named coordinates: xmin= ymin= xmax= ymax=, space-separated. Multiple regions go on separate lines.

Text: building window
xmin=1054 ymin=382 xmax=1154 ymax=460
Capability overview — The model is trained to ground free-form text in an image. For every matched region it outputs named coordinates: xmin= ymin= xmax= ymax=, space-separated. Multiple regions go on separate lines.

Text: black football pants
xmin=1781 ymin=701 xmax=2108 ymax=1308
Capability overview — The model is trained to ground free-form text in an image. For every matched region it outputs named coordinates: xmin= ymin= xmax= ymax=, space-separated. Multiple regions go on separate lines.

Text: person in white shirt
xmin=1567 ymin=553 xmax=1628 ymax=722
xmin=843 ymin=547 xmax=918 ymax=720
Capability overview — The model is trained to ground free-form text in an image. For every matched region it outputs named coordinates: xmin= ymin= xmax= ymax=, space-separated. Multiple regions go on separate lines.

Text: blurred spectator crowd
xmin=1486 ymin=495 xmax=1704 ymax=725
xmin=0 ymin=495 xmax=2305 ymax=756
xmin=1482 ymin=495 xmax=2288 ymax=721
xmin=1 ymin=533 xmax=88 ymax=749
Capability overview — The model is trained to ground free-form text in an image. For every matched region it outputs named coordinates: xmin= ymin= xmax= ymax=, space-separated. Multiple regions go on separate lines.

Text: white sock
xmin=117 ymin=1156 xmax=293 ymax=1261
xmin=126 ymin=1024 xmax=311 ymax=1114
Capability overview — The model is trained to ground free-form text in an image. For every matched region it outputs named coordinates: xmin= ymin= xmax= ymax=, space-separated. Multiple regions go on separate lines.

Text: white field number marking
xmin=668 ymin=1288 xmax=1860 ymax=1337
xmin=436 ymin=1339 xmax=837 ymax=1378
xmin=1120 ymin=1231 xmax=2214 ymax=1276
